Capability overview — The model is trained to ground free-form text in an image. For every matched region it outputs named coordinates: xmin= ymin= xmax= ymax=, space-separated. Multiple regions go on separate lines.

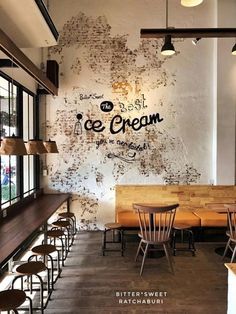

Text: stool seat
xmin=58 ymin=212 xmax=75 ymax=218
xmin=174 ymin=223 xmax=191 ymax=230
xmin=52 ymin=219 xmax=74 ymax=248
xmin=172 ymin=225 xmax=196 ymax=256
xmin=0 ymin=289 xmax=26 ymax=311
xmin=13 ymin=261 xmax=49 ymax=313
xmin=32 ymin=244 xmax=57 ymax=255
xmin=16 ymin=261 xmax=46 ymax=275
xmin=102 ymin=222 xmax=124 ymax=256
xmin=58 ymin=212 xmax=77 ymax=235
xmin=105 ymin=222 xmax=122 ymax=229
xmin=52 ymin=220 xmax=70 ymax=228
xmin=47 ymin=229 xmax=65 ymax=237
xmin=46 ymin=229 xmax=67 ymax=265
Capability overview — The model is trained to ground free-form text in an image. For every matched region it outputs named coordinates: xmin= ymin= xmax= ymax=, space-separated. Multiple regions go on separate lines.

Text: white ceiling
xmin=0 ymin=0 xmax=58 ymax=48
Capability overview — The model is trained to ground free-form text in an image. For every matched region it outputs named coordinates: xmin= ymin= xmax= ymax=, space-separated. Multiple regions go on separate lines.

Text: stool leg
xmin=112 ymin=229 xmax=115 ymax=242
xmin=189 ymin=230 xmax=196 ymax=256
xmin=102 ymin=229 xmax=107 ymax=256
xmin=172 ymin=230 xmax=177 ymax=256
xmin=26 ymin=295 xmax=33 ymax=314
xmin=120 ymin=230 xmax=124 ymax=256
xmin=181 ymin=230 xmax=184 ymax=243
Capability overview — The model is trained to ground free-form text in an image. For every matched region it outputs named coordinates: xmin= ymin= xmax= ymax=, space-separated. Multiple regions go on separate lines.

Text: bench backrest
xmin=115 ymin=185 xmax=236 ymax=216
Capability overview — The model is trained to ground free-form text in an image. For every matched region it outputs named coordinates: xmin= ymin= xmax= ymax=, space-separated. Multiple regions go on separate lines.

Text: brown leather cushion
xmin=116 ymin=210 xmax=201 ymax=228
xmin=117 ymin=211 xmax=139 ymax=227
xmin=193 ymin=211 xmax=227 ymax=227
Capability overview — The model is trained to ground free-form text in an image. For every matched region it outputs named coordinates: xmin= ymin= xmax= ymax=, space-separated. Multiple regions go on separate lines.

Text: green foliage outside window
xmin=1 ymin=184 xmax=16 ymax=201
xmin=0 ymin=111 xmax=17 ymax=127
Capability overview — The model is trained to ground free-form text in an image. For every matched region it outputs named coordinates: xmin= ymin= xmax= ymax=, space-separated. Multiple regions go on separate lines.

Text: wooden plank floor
xmin=45 ymin=231 xmax=228 ymax=314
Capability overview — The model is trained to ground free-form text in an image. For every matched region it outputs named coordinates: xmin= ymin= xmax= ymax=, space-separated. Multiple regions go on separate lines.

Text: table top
xmin=0 ymin=193 xmax=70 ymax=268
xmin=225 ymin=263 xmax=236 ymax=276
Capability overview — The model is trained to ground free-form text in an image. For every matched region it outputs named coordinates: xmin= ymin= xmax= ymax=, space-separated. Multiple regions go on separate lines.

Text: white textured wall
xmin=40 ymin=0 xmax=234 ymax=230
xmin=216 ymin=0 xmax=236 ymax=184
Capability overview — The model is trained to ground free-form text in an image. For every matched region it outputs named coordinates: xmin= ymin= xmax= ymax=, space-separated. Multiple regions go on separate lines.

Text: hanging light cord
xmin=166 ymin=0 xmax=168 ymax=29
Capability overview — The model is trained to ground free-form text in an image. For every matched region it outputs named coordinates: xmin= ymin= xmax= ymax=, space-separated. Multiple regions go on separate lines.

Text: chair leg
xmin=222 ymin=238 xmax=231 ymax=260
xmin=135 ymin=240 xmax=142 ymax=262
xmin=140 ymin=243 xmax=149 ymax=276
xmin=163 ymin=243 xmax=174 ymax=273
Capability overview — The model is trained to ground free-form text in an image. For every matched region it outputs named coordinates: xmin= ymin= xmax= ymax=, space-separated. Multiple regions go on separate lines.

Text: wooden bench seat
xmin=116 ymin=210 xmax=201 ymax=228
xmin=193 ymin=211 xmax=227 ymax=227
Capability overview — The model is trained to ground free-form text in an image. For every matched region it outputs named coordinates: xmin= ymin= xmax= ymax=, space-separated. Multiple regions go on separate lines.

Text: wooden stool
xmin=172 ymin=223 xmax=196 ymax=256
xmin=29 ymin=244 xmax=61 ymax=289
xmin=46 ymin=228 xmax=67 ymax=265
xmin=52 ymin=220 xmax=74 ymax=248
xmin=58 ymin=212 xmax=77 ymax=235
xmin=102 ymin=223 xmax=124 ymax=256
xmin=12 ymin=261 xmax=50 ymax=313
xmin=0 ymin=289 xmax=32 ymax=313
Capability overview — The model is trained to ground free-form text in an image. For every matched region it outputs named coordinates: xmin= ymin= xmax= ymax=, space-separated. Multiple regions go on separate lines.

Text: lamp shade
xmin=25 ymin=139 xmax=48 ymax=154
xmin=181 ymin=0 xmax=203 ymax=7
xmin=0 ymin=136 xmax=27 ymax=155
xmin=43 ymin=140 xmax=59 ymax=153
xmin=232 ymin=43 xmax=236 ymax=55
xmin=161 ymin=35 xmax=175 ymax=56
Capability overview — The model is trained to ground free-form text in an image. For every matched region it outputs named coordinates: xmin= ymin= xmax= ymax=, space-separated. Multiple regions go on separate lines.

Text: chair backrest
xmin=227 ymin=208 xmax=236 ymax=237
xmin=133 ymin=203 xmax=179 ymax=242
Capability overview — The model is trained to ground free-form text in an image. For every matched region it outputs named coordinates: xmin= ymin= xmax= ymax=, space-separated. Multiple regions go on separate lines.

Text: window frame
xmin=0 ymin=71 xmax=40 ymax=210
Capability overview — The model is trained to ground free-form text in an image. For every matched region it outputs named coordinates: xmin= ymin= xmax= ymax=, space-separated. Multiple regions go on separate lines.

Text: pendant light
xmin=0 ymin=134 xmax=27 ymax=155
xmin=25 ymin=139 xmax=48 ymax=154
xmin=0 ymin=59 xmax=27 ymax=155
xmin=42 ymin=94 xmax=59 ymax=153
xmin=161 ymin=0 xmax=175 ymax=56
xmin=232 ymin=43 xmax=236 ymax=55
xmin=181 ymin=0 xmax=203 ymax=7
xmin=43 ymin=139 xmax=59 ymax=153
xmin=161 ymin=35 xmax=175 ymax=55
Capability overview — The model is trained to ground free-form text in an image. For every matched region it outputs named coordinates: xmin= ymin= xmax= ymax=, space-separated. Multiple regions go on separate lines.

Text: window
xmin=23 ymin=91 xmax=37 ymax=197
xmin=0 ymin=73 xmax=39 ymax=209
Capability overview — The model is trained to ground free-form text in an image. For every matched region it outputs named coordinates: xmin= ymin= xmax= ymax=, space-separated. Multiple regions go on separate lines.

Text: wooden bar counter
xmin=0 ymin=193 xmax=70 ymax=268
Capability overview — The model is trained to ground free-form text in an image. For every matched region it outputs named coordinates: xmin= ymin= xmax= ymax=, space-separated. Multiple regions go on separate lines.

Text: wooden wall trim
xmin=0 ymin=28 xmax=58 ymax=96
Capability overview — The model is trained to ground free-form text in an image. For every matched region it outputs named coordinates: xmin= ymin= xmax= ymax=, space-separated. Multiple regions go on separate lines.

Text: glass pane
xmin=29 ymin=155 xmax=34 ymax=191
xmin=23 ymin=155 xmax=29 ymax=195
xmin=9 ymin=83 xmax=17 ymax=137
xmin=0 ymin=81 xmax=10 ymax=138
xmin=0 ymin=79 xmax=18 ymax=206
xmin=1 ymin=156 xmax=17 ymax=203
xmin=29 ymin=95 xmax=34 ymax=139
xmin=23 ymin=91 xmax=29 ymax=141
xmin=23 ymin=91 xmax=35 ymax=195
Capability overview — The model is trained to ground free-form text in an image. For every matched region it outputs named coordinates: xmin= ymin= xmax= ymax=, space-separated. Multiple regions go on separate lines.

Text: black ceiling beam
xmin=140 ymin=28 xmax=236 ymax=39
xmin=0 ymin=59 xmax=18 ymax=68
xmin=34 ymin=0 xmax=59 ymax=42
